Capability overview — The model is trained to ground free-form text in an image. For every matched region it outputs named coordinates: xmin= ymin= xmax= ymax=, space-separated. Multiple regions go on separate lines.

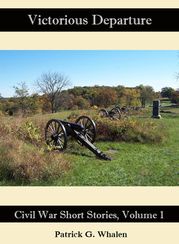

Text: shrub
xmin=95 ymin=116 xmax=167 ymax=143
xmin=74 ymin=96 xmax=90 ymax=109
xmin=0 ymin=137 xmax=70 ymax=184
xmin=0 ymin=117 xmax=70 ymax=184
xmin=17 ymin=121 xmax=41 ymax=145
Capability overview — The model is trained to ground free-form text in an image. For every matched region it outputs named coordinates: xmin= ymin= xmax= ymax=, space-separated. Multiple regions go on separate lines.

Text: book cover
xmin=0 ymin=1 xmax=178 ymax=243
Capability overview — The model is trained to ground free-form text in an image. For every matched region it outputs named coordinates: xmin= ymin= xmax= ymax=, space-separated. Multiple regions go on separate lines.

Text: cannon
xmin=99 ymin=107 xmax=121 ymax=119
xmin=45 ymin=115 xmax=111 ymax=160
xmin=99 ymin=106 xmax=131 ymax=119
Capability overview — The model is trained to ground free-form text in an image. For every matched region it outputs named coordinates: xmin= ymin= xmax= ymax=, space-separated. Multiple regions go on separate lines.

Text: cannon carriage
xmin=45 ymin=115 xmax=111 ymax=160
xmin=99 ymin=106 xmax=131 ymax=119
xmin=99 ymin=107 xmax=121 ymax=119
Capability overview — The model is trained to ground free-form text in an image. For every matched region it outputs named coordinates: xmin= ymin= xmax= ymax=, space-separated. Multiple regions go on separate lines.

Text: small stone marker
xmin=152 ymin=100 xmax=161 ymax=119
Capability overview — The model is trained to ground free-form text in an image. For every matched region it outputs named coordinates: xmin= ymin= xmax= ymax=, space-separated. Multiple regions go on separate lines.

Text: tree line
xmin=0 ymin=72 xmax=178 ymax=116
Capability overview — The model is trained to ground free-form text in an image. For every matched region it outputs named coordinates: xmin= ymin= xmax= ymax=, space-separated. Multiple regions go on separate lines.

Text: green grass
xmin=51 ymin=121 xmax=179 ymax=186
xmin=0 ymin=108 xmax=179 ymax=186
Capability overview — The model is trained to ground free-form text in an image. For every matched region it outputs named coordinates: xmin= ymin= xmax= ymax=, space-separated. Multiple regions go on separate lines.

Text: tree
xmin=74 ymin=95 xmax=90 ymax=109
xmin=161 ymin=87 xmax=175 ymax=99
xmin=57 ymin=91 xmax=75 ymax=110
xmin=36 ymin=72 xmax=70 ymax=113
xmin=94 ymin=87 xmax=118 ymax=107
xmin=119 ymin=88 xmax=140 ymax=106
xmin=14 ymin=82 xmax=30 ymax=115
xmin=171 ymin=90 xmax=179 ymax=104
xmin=137 ymin=85 xmax=155 ymax=107
xmin=39 ymin=94 xmax=51 ymax=113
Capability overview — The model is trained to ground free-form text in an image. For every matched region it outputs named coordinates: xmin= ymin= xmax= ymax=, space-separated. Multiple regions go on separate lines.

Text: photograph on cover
xmin=0 ymin=50 xmax=178 ymax=186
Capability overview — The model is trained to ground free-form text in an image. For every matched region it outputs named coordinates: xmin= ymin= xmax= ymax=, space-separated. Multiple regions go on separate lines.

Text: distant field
xmin=0 ymin=106 xmax=179 ymax=186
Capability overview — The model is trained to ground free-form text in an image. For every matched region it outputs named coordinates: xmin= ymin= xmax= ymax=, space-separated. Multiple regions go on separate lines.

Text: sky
xmin=0 ymin=50 xmax=179 ymax=97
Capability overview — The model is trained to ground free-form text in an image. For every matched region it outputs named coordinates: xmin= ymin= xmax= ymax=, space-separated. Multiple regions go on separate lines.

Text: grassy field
xmin=0 ymin=106 xmax=179 ymax=186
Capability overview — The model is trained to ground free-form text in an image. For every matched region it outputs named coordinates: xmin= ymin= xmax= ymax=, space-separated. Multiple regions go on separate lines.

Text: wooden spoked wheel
xmin=75 ymin=116 xmax=96 ymax=143
xmin=45 ymin=119 xmax=67 ymax=151
xmin=99 ymin=109 xmax=109 ymax=118
xmin=110 ymin=107 xmax=122 ymax=119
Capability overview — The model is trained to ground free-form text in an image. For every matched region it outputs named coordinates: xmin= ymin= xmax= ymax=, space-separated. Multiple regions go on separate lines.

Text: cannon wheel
xmin=99 ymin=109 xmax=108 ymax=118
xmin=115 ymin=106 xmax=121 ymax=110
xmin=45 ymin=119 xmax=67 ymax=151
xmin=75 ymin=116 xmax=96 ymax=143
xmin=110 ymin=107 xmax=121 ymax=119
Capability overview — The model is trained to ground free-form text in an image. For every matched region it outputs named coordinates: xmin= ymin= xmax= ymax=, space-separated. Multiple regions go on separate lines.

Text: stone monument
xmin=152 ymin=100 xmax=161 ymax=119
